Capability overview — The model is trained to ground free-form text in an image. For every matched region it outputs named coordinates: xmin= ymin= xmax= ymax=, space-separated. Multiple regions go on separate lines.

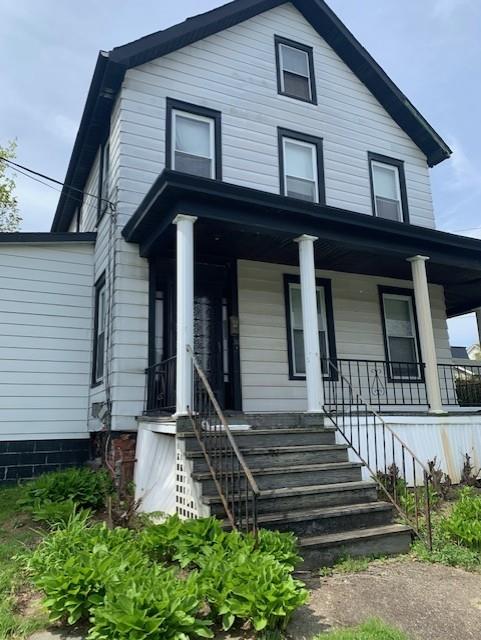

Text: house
xmin=2 ymin=0 xmax=481 ymax=562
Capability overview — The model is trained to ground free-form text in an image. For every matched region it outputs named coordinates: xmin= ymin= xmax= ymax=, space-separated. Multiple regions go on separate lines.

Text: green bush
xmin=23 ymin=468 xmax=112 ymax=510
xmin=29 ymin=515 xmax=145 ymax=624
xmin=30 ymin=498 xmax=91 ymax=528
xmin=438 ymin=487 xmax=481 ymax=550
xmin=88 ymin=567 xmax=213 ymax=640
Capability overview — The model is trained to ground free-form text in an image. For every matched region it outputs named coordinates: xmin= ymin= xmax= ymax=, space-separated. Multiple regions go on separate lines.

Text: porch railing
xmin=323 ymin=359 xmax=433 ymax=548
xmin=145 ymin=356 xmax=177 ymax=414
xmin=186 ymin=345 xmax=259 ymax=534
xmin=322 ymin=358 xmax=428 ymax=409
xmin=438 ymin=362 xmax=481 ymax=407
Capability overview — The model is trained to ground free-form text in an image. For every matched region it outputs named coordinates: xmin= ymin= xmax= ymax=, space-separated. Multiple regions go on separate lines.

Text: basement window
xmin=275 ymin=36 xmax=316 ymax=104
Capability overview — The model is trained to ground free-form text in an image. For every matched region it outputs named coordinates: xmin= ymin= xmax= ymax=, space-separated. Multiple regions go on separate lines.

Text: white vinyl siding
xmin=238 ymin=259 xmax=451 ymax=412
xmin=115 ymin=2 xmax=435 ymax=230
xmin=0 ymin=242 xmax=94 ymax=440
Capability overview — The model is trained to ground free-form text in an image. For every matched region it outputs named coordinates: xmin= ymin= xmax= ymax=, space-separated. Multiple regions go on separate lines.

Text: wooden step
xmin=254 ymin=502 xmax=393 ymax=537
xmin=179 ymin=427 xmax=337 ymax=450
xmin=187 ymin=443 xmax=349 ymax=472
xmin=299 ymin=524 xmax=413 ymax=568
xmin=205 ymin=480 xmax=379 ymax=516
xmin=193 ymin=461 xmax=363 ymax=493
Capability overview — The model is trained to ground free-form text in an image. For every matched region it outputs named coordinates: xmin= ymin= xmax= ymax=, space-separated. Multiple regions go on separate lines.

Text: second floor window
xmin=275 ymin=36 xmax=316 ymax=104
xmin=167 ymin=99 xmax=222 ymax=180
xmin=369 ymin=153 xmax=409 ymax=223
xmin=279 ymin=129 xmax=324 ymax=203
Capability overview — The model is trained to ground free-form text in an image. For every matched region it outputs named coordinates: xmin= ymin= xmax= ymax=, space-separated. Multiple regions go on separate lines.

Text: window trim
xmin=97 ymin=141 xmax=110 ymax=224
xmin=278 ymin=128 xmax=325 ymax=204
xmin=166 ymin=98 xmax=222 ymax=180
xmin=92 ymin=272 xmax=106 ymax=387
xmin=274 ymin=35 xmax=317 ymax=105
xmin=368 ymin=152 xmax=409 ymax=223
xmin=283 ymin=274 xmax=337 ymax=381
xmin=378 ymin=285 xmax=424 ymax=383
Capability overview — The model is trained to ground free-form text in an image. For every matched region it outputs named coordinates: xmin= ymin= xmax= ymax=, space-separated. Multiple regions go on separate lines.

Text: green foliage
xmin=22 ymin=468 xmax=113 ymax=511
xmin=30 ymin=498 xmax=92 ymax=528
xmin=29 ymin=516 xmax=145 ymax=624
xmin=313 ymin=618 xmax=409 ymax=639
xmin=438 ymin=487 xmax=481 ymax=550
xmin=0 ymin=140 xmax=22 ymax=232
xmin=256 ymin=528 xmax=302 ymax=570
xmin=88 ymin=567 xmax=213 ymax=640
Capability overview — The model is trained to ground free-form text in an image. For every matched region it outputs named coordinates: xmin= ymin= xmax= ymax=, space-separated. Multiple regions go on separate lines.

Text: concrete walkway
xmin=287 ymin=557 xmax=481 ymax=639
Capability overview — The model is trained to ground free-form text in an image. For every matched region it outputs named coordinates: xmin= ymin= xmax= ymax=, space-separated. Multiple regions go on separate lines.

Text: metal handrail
xmin=186 ymin=345 xmax=259 ymax=533
xmin=438 ymin=362 xmax=481 ymax=407
xmin=145 ymin=356 xmax=177 ymax=414
xmin=323 ymin=358 xmax=433 ymax=549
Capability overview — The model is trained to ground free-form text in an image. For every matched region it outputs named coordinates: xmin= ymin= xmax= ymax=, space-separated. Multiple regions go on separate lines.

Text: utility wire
xmin=0 ymin=155 xmax=114 ymax=209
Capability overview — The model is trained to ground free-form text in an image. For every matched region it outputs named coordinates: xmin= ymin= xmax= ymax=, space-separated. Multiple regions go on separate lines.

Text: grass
xmin=314 ymin=618 xmax=409 ymax=639
xmin=0 ymin=484 xmax=48 ymax=639
xmin=319 ymin=554 xmax=387 ymax=577
xmin=411 ymin=526 xmax=481 ymax=572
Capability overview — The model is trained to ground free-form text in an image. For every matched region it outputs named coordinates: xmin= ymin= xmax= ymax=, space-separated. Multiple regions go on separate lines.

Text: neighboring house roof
xmin=0 ymin=232 xmax=96 ymax=244
xmin=51 ymin=0 xmax=452 ymax=232
xmin=451 ymin=346 xmax=469 ymax=360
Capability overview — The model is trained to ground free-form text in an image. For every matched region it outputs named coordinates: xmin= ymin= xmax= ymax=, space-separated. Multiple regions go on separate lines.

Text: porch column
xmin=295 ymin=234 xmax=324 ymax=412
xmin=407 ymin=255 xmax=444 ymax=414
xmin=173 ymin=214 xmax=197 ymax=416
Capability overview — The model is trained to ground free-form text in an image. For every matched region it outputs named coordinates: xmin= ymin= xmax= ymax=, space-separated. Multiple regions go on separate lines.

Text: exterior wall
xmin=0 ymin=242 xmax=94 ymax=440
xmin=116 ymin=2 xmax=435 ymax=230
xmin=238 ymin=259 xmax=452 ymax=412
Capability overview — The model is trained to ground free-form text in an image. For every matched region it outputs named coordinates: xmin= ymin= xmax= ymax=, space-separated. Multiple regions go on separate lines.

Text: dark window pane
xmin=175 ymin=151 xmax=212 ymax=178
xmin=376 ymin=196 xmax=401 ymax=221
xmin=286 ymin=176 xmax=316 ymax=201
xmin=283 ymin=71 xmax=310 ymax=100
xmin=389 ymin=336 xmax=418 ymax=378
xmin=96 ymin=332 xmax=105 ymax=381
xmin=293 ymin=329 xmax=305 ymax=374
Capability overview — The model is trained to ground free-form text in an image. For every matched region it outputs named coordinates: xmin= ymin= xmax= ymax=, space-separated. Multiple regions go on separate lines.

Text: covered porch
xmin=123 ymin=169 xmax=481 ymax=418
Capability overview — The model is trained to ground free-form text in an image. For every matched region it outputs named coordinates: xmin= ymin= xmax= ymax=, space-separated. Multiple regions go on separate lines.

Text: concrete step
xmin=179 ymin=427 xmax=337 ymax=451
xmin=254 ymin=502 xmax=393 ymax=538
xmin=299 ymin=524 xmax=413 ymax=568
xmin=187 ymin=444 xmax=349 ymax=472
xmin=193 ymin=461 xmax=363 ymax=493
xmin=204 ymin=481 xmax=379 ymax=516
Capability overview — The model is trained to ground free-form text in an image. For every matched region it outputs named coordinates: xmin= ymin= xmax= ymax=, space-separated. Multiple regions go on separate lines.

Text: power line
xmin=0 ymin=155 xmax=114 ymax=209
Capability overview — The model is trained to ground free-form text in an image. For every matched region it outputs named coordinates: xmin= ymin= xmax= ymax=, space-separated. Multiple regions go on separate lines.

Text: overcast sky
xmin=1 ymin=0 xmax=480 ymax=346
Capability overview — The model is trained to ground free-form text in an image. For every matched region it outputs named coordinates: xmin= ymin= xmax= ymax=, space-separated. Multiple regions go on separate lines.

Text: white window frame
xmin=278 ymin=42 xmax=312 ymax=101
xmin=371 ymin=160 xmax=403 ymax=221
xmin=382 ymin=292 xmax=421 ymax=380
xmin=282 ymin=136 xmax=319 ymax=203
xmin=288 ymin=281 xmax=329 ymax=377
xmin=93 ymin=279 xmax=106 ymax=384
xmin=171 ymin=109 xmax=216 ymax=179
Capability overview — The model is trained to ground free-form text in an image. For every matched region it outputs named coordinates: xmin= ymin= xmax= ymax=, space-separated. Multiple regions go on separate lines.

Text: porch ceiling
xmin=123 ymin=170 xmax=481 ymax=318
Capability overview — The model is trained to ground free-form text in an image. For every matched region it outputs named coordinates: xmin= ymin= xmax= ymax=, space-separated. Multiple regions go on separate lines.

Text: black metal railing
xmin=145 ymin=356 xmax=176 ymax=414
xmin=186 ymin=345 xmax=259 ymax=534
xmin=322 ymin=358 xmax=428 ymax=409
xmin=438 ymin=362 xmax=481 ymax=407
xmin=323 ymin=359 xmax=433 ymax=548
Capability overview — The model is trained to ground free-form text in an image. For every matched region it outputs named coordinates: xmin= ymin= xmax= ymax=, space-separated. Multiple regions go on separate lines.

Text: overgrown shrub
xmin=438 ymin=487 xmax=481 ymax=550
xmin=23 ymin=468 xmax=112 ymax=510
xmin=30 ymin=498 xmax=91 ymax=528
xmin=88 ymin=567 xmax=213 ymax=640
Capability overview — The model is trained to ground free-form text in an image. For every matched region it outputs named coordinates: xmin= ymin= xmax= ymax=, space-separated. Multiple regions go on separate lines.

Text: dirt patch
xmin=287 ymin=557 xmax=481 ymax=639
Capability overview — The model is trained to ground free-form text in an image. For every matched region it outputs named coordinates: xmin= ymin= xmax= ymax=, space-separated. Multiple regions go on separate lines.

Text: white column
xmin=295 ymin=234 xmax=324 ymax=412
xmin=173 ymin=214 xmax=197 ymax=416
xmin=407 ymin=255 xmax=444 ymax=414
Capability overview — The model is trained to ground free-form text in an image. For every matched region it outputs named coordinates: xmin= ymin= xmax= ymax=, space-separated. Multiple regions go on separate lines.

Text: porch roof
xmin=123 ymin=170 xmax=481 ymax=318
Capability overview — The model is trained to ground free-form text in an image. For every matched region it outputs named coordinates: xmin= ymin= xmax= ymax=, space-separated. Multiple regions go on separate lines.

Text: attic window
xmin=275 ymin=36 xmax=316 ymax=104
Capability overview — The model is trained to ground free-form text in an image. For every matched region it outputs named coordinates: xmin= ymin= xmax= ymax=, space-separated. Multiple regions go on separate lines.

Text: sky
xmin=1 ymin=0 xmax=480 ymax=346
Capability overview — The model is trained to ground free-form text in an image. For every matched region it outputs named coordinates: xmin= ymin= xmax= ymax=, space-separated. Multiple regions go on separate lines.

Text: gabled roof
xmin=51 ymin=0 xmax=452 ymax=232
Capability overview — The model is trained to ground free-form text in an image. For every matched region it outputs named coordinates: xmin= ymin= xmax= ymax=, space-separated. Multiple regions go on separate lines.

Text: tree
xmin=0 ymin=141 xmax=22 ymax=232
